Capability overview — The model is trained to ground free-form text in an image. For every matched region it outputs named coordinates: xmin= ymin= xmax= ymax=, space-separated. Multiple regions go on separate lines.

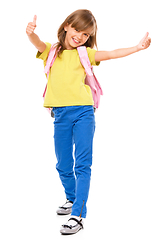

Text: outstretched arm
xmin=95 ymin=32 xmax=151 ymax=62
xmin=26 ymin=15 xmax=46 ymax=53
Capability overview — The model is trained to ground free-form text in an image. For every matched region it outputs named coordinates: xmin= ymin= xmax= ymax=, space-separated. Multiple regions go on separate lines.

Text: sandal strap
xmin=59 ymin=206 xmax=72 ymax=210
xmin=62 ymin=217 xmax=83 ymax=229
xmin=62 ymin=224 xmax=72 ymax=229
xmin=59 ymin=200 xmax=73 ymax=210
xmin=69 ymin=218 xmax=83 ymax=228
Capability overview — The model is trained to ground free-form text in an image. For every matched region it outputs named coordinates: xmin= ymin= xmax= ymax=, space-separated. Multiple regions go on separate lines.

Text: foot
xmin=60 ymin=217 xmax=84 ymax=235
xmin=56 ymin=200 xmax=73 ymax=215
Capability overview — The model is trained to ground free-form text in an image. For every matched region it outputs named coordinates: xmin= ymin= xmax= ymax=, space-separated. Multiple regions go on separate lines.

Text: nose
xmin=77 ymin=32 xmax=83 ymax=40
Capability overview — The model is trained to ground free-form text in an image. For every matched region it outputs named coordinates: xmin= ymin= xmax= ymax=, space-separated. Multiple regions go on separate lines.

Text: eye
xmin=84 ymin=33 xmax=89 ymax=37
xmin=75 ymin=29 xmax=79 ymax=32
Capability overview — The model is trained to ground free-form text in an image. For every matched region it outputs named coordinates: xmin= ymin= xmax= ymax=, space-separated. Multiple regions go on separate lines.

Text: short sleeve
xmin=36 ymin=42 xmax=51 ymax=65
xmin=86 ymin=47 xmax=100 ymax=66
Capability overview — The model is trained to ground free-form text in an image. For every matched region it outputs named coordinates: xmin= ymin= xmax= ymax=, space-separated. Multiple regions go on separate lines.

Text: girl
xmin=26 ymin=9 xmax=151 ymax=235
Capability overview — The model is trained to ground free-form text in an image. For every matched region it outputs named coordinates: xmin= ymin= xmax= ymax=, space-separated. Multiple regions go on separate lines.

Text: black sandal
xmin=60 ymin=217 xmax=84 ymax=235
xmin=56 ymin=200 xmax=73 ymax=215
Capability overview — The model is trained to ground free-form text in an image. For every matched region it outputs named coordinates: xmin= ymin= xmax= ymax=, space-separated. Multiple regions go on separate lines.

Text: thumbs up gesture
xmin=137 ymin=32 xmax=151 ymax=51
xmin=26 ymin=15 xmax=37 ymax=36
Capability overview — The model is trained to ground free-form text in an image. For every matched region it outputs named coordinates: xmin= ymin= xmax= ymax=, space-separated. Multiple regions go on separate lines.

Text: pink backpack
xmin=43 ymin=45 xmax=103 ymax=115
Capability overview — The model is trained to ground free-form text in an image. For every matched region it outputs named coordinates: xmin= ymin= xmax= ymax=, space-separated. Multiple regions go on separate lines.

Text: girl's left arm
xmin=95 ymin=32 xmax=151 ymax=62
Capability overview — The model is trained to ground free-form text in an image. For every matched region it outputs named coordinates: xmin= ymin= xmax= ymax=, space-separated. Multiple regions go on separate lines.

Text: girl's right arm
xmin=26 ymin=15 xmax=46 ymax=53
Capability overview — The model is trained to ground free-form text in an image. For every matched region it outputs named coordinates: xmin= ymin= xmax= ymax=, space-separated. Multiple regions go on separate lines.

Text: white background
xmin=0 ymin=0 xmax=164 ymax=239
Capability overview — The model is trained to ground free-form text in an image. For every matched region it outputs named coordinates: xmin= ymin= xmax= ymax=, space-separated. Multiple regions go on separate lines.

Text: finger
xmin=145 ymin=37 xmax=151 ymax=46
xmin=27 ymin=25 xmax=35 ymax=32
xmin=142 ymin=32 xmax=149 ymax=42
xmin=33 ymin=15 xmax=37 ymax=25
xmin=28 ymin=22 xmax=36 ymax=27
xmin=26 ymin=25 xmax=36 ymax=34
xmin=144 ymin=38 xmax=151 ymax=49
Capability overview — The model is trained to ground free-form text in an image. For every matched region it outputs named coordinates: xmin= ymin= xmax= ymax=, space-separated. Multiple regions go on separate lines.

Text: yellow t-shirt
xmin=36 ymin=43 xmax=100 ymax=108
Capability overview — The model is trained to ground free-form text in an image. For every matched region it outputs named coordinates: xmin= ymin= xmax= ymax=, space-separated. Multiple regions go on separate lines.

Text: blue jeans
xmin=52 ymin=106 xmax=95 ymax=218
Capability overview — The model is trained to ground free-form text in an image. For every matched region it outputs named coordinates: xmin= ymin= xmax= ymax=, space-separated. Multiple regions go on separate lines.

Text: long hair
xmin=54 ymin=9 xmax=98 ymax=56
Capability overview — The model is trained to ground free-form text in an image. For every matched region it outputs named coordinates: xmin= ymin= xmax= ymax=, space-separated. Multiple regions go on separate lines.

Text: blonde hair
xmin=55 ymin=9 xmax=98 ymax=56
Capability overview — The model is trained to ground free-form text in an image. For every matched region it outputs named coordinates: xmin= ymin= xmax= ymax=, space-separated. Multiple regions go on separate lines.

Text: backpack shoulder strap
xmin=44 ymin=44 xmax=58 ymax=78
xmin=43 ymin=44 xmax=57 ymax=99
xmin=77 ymin=46 xmax=93 ymax=77
xmin=77 ymin=46 xmax=103 ymax=109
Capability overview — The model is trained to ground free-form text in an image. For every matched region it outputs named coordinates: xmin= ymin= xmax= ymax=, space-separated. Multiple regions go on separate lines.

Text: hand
xmin=26 ymin=15 xmax=37 ymax=36
xmin=137 ymin=32 xmax=151 ymax=51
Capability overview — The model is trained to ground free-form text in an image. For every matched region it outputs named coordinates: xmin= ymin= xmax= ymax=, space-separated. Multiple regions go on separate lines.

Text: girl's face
xmin=64 ymin=24 xmax=91 ymax=50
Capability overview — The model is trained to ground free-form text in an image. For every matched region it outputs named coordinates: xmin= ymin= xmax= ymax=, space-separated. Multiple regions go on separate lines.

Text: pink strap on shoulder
xmin=77 ymin=46 xmax=97 ymax=92
xmin=77 ymin=46 xmax=103 ymax=109
xmin=77 ymin=46 xmax=93 ymax=77
xmin=44 ymin=45 xmax=57 ymax=78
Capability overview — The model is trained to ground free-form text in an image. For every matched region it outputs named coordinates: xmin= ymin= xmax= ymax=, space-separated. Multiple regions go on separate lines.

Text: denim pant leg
xmin=53 ymin=107 xmax=76 ymax=203
xmin=71 ymin=106 xmax=95 ymax=218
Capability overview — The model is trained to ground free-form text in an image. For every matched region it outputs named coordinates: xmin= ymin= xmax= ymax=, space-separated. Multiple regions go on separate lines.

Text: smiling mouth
xmin=72 ymin=38 xmax=80 ymax=44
